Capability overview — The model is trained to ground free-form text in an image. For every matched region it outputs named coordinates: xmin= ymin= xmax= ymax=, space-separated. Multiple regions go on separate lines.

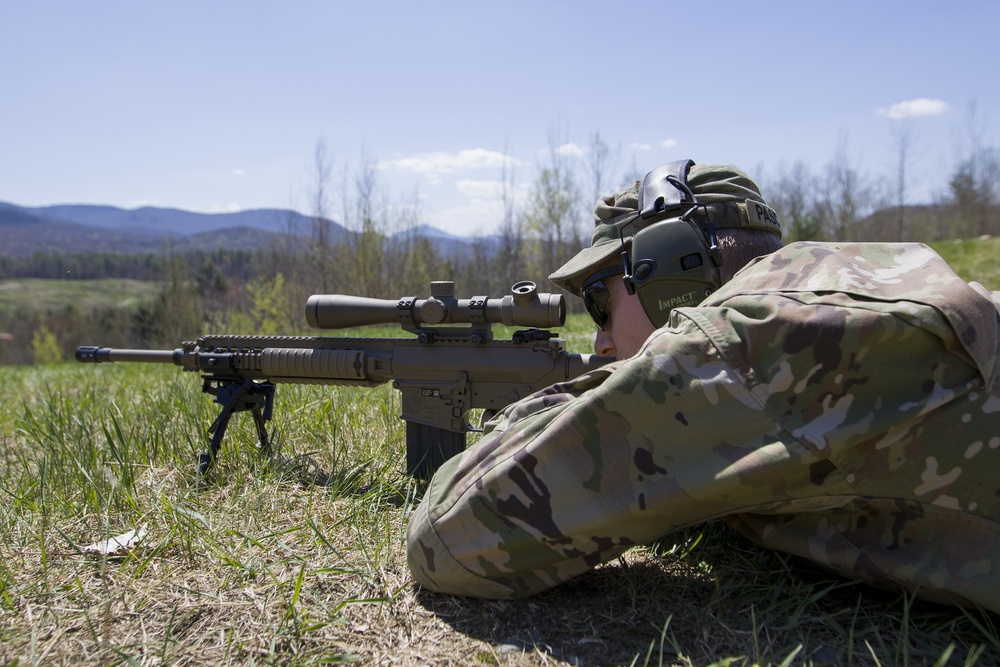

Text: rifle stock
xmin=76 ymin=281 xmax=613 ymax=478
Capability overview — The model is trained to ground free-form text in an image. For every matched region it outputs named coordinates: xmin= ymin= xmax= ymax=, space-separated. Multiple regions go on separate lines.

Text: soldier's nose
xmin=595 ymin=329 xmax=615 ymax=358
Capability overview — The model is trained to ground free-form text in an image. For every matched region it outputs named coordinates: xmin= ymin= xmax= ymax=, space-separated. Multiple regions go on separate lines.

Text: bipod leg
xmin=250 ymin=383 xmax=275 ymax=460
xmin=198 ymin=378 xmax=252 ymax=477
xmin=199 ymin=409 xmax=233 ymax=477
xmin=198 ymin=378 xmax=275 ymax=478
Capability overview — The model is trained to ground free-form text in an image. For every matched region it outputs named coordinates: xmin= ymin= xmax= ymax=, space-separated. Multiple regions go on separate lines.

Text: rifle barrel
xmin=75 ymin=346 xmax=179 ymax=364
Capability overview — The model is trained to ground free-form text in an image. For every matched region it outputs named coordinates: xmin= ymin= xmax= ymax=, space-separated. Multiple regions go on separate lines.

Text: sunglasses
xmin=581 ymin=265 xmax=625 ymax=330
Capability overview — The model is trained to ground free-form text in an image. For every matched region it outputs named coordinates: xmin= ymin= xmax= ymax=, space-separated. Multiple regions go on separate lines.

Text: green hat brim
xmin=547 ymin=236 xmax=627 ymax=297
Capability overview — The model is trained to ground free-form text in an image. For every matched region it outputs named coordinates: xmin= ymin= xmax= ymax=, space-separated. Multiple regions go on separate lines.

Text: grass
xmin=929 ymin=236 xmax=1000 ymax=290
xmin=0 ymin=278 xmax=160 ymax=313
xmin=2 ymin=262 xmax=1000 ymax=664
xmin=0 ymin=361 xmax=414 ymax=664
xmin=2 ymin=315 xmax=998 ymax=666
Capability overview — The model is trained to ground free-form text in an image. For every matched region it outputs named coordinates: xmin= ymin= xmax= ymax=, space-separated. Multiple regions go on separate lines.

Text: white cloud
xmin=554 ymin=142 xmax=584 ymax=158
xmin=456 ymin=178 xmax=533 ymax=203
xmin=232 ymin=168 xmax=246 ymax=177
xmin=456 ymin=179 xmax=500 ymax=200
xmin=431 ymin=201 xmax=505 ymax=236
xmin=877 ymin=98 xmax=949 ymax=120
xmin=382 ymin=148 xmax=515 ymax=178
xmin=628 ymin=139 xmax=676 ymax=151
xmin=210 ymin=202 xmax=242 ymax=213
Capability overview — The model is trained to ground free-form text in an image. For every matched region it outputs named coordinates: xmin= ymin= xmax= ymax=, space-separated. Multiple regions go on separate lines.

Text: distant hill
xmin=15 ymin=203 xmax=320 ymax=236
xmin=0 ymin=204 xmax=170 ymax=255
xmin=0 ymin=202 xmax=478 ymax=257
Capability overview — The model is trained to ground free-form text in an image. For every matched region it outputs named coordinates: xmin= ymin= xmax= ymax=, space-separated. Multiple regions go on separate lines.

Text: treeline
xmin=0 ymin=232 xmax=535 ymax=365
xmin=0 ymin=248 xmax=267 ymax=282
xmin=763 ymin=156 xmax=1000 ymax=244
xmin=3 ymin=120 xmax=998 ymax=365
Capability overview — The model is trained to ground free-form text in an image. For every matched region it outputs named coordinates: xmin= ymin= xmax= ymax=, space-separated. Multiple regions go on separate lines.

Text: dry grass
xmin=3 ymin=489 xmax=997 ymax=666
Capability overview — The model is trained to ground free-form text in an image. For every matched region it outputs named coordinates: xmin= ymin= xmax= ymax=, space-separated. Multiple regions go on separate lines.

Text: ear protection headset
xmin=620 ymin=159 xmax=723 ymax=327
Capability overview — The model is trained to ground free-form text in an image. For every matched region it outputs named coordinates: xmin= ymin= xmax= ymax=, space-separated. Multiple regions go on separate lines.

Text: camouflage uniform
xmin=407 ymin=241 xmax=1000 ymax=612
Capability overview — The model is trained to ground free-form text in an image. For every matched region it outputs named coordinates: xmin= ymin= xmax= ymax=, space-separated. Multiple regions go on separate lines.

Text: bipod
xmin=198 ymin=377 xmax=276 ymax=477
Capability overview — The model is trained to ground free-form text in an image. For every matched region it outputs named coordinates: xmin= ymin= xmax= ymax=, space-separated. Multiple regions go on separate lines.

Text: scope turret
xmin=305 ymin=280 xmax=564 ymax=332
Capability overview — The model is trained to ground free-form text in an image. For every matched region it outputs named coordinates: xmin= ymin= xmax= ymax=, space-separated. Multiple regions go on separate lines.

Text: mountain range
xmin=0 ymin=202 xmax=473 ymax=257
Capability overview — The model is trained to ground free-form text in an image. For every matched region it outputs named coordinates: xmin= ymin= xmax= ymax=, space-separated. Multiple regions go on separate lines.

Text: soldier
xmin=406 ymin=160 xmax=1000 ymax=613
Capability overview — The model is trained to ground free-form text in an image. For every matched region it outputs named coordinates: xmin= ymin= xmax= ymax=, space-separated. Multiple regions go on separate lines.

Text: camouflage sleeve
xmin=405 ymin=313 xmax=853 ymax=599
xmin=406 ymin=243 xmax=1000 ymax=606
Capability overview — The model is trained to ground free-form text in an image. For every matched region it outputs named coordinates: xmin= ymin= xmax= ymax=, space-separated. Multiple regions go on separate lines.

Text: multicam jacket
xmin=406 ymin=242 xmax=1000 ymax=612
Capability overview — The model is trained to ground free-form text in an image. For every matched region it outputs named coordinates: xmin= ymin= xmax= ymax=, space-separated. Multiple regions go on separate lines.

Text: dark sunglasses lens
xmin=583 ymin=282 xmax=610 ymax=329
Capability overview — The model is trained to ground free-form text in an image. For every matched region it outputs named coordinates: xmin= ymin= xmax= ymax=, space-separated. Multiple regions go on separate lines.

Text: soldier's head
xmin=549 ymin=160 xmax=782 ymax=358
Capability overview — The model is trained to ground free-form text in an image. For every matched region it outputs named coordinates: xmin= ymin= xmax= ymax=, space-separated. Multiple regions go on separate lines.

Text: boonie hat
xmin=549 ymin=162 xmax=780 ymax=296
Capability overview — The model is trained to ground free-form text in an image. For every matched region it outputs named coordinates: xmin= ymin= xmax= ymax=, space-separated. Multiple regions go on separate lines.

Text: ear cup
xmin=628 ymin=217 xmax=721 ymax=327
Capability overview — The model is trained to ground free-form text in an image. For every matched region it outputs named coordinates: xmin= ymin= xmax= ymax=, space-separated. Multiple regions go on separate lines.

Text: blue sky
xmin=1 ymin=1 xmax=996 ymax=236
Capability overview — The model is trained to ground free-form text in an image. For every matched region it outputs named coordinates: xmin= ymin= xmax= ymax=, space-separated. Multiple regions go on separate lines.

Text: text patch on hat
xmin=745 ymin=200 xmax=781 ymax=236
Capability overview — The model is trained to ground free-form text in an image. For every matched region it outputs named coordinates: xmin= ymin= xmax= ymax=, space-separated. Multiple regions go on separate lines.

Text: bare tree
xmin=343 ymin=153 xmax=389 ymax=296
xmin=262 ymin=195 xmax=304 ymax=285
xmin=493 ymin=147 xmax=524 ymax=293
xmin=401 ymin=233 xmax=441 ymax=295
xmin=389 ymin=188 xmax=425 ymax=295
xmin=585 ymin=130 xmax=620 ymax=211
xmin=819 ymin=135 xmax=874 ymax=241
xmin=308 ymin=138 xmax=337 ymax=293
xmin=525 ymin=126 xmax=581 ymax=282
xmin=621 ymin=155 xmax=644 ymax=189
xmin=890 ymin=121 xmax=917 ymax=241
xmin=525 ymin=167 xmax=574 ymax=280
xmin=767 ymin=161 xmax=822 ymax=242
xmin=338 ymin=151 xmax=426 ymax=297
xmin=467 ymin=236 xmax=494 ymax=295
xmin=949 ymin=103 xmax=999 ymax=237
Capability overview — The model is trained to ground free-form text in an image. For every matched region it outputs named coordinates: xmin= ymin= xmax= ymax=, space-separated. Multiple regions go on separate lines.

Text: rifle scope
xmin=306 ymin=280 xmax=565 ymax=330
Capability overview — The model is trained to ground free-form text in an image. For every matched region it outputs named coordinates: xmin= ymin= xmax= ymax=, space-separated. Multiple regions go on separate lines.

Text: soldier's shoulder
xmin=723 ymin=242 xmax=958 ymax=296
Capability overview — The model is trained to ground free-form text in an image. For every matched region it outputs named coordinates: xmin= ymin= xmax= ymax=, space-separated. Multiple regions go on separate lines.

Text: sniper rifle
xmin=76 ymin=280 xmax=613 ymax=478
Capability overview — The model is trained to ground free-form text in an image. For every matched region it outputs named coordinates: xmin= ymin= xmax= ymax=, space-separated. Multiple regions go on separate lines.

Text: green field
xmin=929 ymin=237 xmax=1000 ymax=290
xmin=0 ymin=278 xmax=160 ymax=312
